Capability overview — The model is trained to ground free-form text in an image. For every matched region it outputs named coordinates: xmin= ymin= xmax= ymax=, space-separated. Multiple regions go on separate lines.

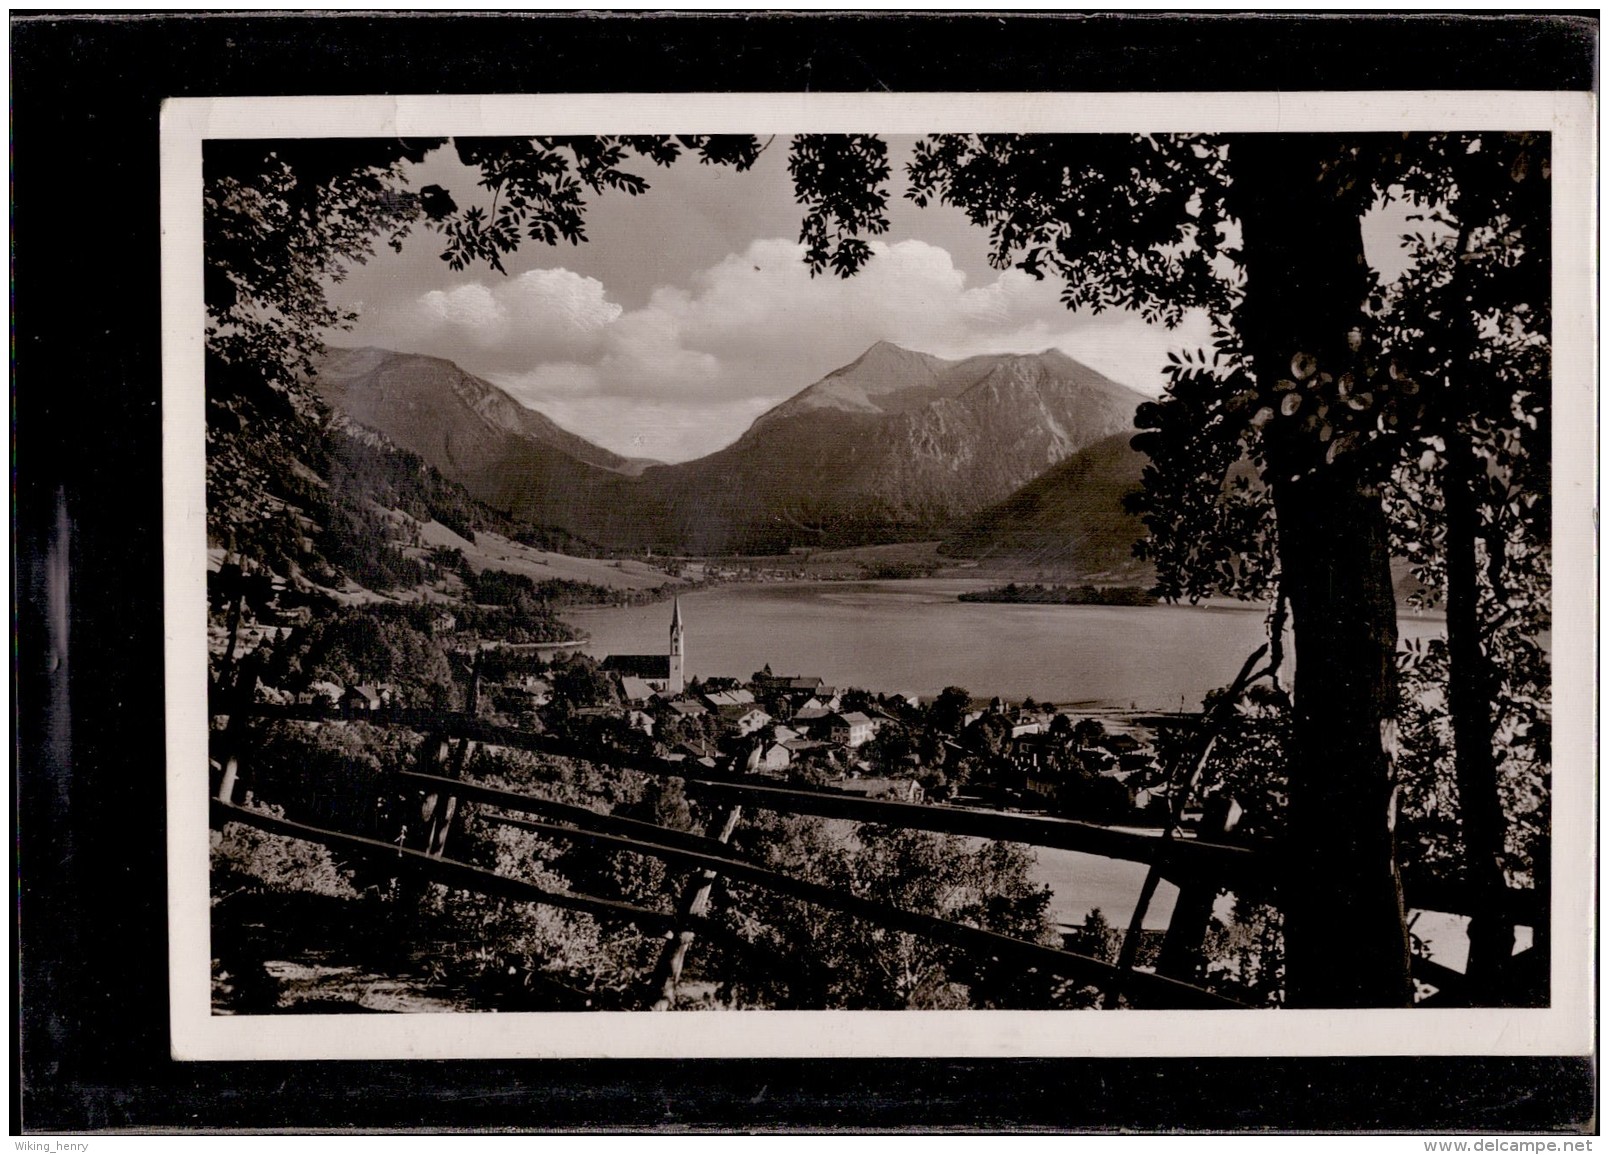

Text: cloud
xmin=352 ymin=237 xmax=1213 ymax=461
xmin=370 ymin=267 xmax=622 ymax=369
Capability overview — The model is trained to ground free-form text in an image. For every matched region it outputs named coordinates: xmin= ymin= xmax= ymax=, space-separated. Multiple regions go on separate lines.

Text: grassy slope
xmin=940 ymin=432 xmax=1152 ymax=582
xmin=414 ymin=519 xmax=678 ymax=592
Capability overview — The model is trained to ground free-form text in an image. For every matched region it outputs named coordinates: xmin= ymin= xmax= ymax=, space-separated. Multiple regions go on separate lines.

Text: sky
xmin=326 ymin=136 xmax=1422 ymax=463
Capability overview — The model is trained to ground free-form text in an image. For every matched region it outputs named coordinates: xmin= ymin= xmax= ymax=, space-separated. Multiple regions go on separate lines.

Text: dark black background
xmin=12 ymin=11 xmax=1598 ymax=1134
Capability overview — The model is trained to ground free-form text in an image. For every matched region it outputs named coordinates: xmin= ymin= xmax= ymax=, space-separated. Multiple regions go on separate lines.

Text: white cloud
xmin=354 ymin=237 xmax=1214 ymax=460
xmin=370 ymin=267 xmax=622 ymax=369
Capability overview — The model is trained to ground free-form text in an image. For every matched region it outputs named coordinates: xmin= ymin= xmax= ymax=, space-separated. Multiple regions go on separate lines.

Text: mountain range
xmin=312 ymin=342 xmax=1152 ymax=564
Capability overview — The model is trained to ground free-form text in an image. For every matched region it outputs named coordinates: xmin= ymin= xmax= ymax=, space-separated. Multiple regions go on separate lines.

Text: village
xmin=291 ymin=597 xmax=1195 ymax=830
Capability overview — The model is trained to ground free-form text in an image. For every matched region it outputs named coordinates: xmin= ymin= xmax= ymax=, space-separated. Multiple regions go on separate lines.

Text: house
xmin=602 ymin=654 xmax=674 ymax=683
xmin=1103 ymin=732 xmax=1145 ymax=756
xmin=1012 ymin=731 xmax=1063 ymax=772
xmin=701 ymin=688 xmax=756 ymax=710
xmin=753 ymin=673 xmax=825 ymax=699
xmin=827 ymin=711 xmax=875 ymax=748
xmin=791 ymin=706 xmax=832 ymax=734
xmin=1131 ymin=783 xmax=1171 ymax=812
xmin=716 ymin=704 xmax=772 ymax=736
xmin=626 ymin=709 xmax=656 ymax=736
xmin=340 ymin=683 xmax=389 ymax=716
xmin=619 ymin=675 xmax=659 ymax=703
xmin=795 ymin=690 xmax=843 ymax=712
xmin=1118 ymin=750 xmax=1156 ymax=774
xmin=666 ymin=700 xmax=709 ymax=720
xmin=428 ymin=608 xmax=458 ymax=633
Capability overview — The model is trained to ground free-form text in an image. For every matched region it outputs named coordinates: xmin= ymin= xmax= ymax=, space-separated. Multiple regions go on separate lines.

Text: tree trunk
xmin=1442 ymin=423 xmax=1515 ymax=997
xmin=1271 ymin=465 xmax=1412 ymax=1006
xmin=1229 ymin=134 xmax=1413 ymax=1007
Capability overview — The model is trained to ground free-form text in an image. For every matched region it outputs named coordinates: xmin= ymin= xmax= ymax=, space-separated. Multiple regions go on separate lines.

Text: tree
xmin=204 ymin=139 xmax=444 ymax=547
xmin=549 ymin=654 xmax=617 ymax=710
xmin=1072 ymin=718 xmax=1107 ymax=749
xmin=266 ymin=605 xmax=457 ymax=709
xmin=928 ymin=686 xmax=972 ymax=735
xmin=208 ymin=130 xmax=1548 ymax=1007
xmin=865 ymin=723 xmax=915 ymax=775
xmin=704 ymin=812 xmax=1067 ymax=1010
xmin=1375 ymin=135 xmax=1550 ymax=1000
xmin=903 ymin=132 xmax=1548 ymax=1007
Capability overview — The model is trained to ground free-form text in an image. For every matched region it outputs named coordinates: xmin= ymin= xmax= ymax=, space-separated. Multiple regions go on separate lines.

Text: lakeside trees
xmin=206 ymin=129 xmax=1551 ymax=1008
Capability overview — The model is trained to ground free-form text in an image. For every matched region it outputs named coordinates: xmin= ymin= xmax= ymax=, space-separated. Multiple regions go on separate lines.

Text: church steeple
xmin=667 ymin=597 xmax=685 ymax=694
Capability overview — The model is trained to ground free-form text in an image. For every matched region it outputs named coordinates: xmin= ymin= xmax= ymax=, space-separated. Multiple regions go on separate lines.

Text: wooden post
xmin=649 ymin=805 xmax=741 ymax=1011
xmin=420 ymin=737 xmax=471 ymax=858
xmin=1154 ymin=793 xmax=1239 ymax=984
xmin=214 ymin=651 xmax=261 ymax=805
xmin=1104 ymin=646 xmax=1267 ymax=1008
xmin=411 ymin=733 xmax=463 ymax=862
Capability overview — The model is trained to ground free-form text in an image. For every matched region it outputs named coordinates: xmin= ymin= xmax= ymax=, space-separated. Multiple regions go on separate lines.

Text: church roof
xmin=602 ymin=654 xmax=672 ymax=679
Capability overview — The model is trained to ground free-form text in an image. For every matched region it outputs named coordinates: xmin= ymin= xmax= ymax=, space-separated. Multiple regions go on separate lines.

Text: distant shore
xmin=957 ymin=582 xmax=1156 ymax=608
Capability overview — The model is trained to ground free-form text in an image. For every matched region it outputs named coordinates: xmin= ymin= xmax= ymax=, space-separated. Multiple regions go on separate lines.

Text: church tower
xmin=667 ymin=597 xmax=685 ymax=695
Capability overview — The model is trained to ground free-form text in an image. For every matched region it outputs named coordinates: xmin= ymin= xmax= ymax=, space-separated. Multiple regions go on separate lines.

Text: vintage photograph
xmin=163 ymin=93 xmax=1594 ymax=1058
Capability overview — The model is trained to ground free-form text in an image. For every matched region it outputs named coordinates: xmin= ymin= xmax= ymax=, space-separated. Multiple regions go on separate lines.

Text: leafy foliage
xmin=1127 ymin=341 xmax=1278 ymax=603
xmin=260 ymin=605 xmax=460 ymax=709
xmin=1375 ymin=135 xmax=1552 ymax=900
xmin=205 ymin=130 xmax=1555 ymax=1008
xmin=788 ymin=134 xmax=891 ymax=277
xmin=204 ymin=139 xmax=442 ymax=547
xmin=438 ymin=136 xmax=767 ymax=273
xmin=704 ymin=813 xmax=1069 ymax=1010
xmin=908 ymin=134 xmax=1236 ymax=325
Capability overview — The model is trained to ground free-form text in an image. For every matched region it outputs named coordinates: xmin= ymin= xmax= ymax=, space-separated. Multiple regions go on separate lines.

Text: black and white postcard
xmin=161 ymin=91 xmax=1595 ymax=1062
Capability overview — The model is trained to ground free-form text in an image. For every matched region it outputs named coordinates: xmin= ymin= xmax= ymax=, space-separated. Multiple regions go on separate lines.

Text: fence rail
xmin=213 ymin=696 xmax=1535 ymax=1009
xmin=238 ymin=701 xmax=1539 ymax=926
xmin=245 ymin=703 xmax=1270 ymax=892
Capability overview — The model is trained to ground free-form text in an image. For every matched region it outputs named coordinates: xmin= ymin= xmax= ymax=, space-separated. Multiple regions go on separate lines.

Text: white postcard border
xmin=162 ymin=90 xmax=1597 ymax=1060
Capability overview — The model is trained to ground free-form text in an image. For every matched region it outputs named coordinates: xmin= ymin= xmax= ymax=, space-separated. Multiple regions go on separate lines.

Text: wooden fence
xmin=208 ymin=659 xmax=1536 ymax=1010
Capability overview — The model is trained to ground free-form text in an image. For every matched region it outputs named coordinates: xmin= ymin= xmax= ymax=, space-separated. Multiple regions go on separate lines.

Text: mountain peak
xmin=837 ymin=339 xmax=943 ymax=375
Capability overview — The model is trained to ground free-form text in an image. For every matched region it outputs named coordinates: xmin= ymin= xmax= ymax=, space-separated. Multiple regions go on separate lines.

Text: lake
xmin=566 ymin=579 xmax=1448 ymax=937
xmin=567 ymin=578 xmax=1449 ymax=711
